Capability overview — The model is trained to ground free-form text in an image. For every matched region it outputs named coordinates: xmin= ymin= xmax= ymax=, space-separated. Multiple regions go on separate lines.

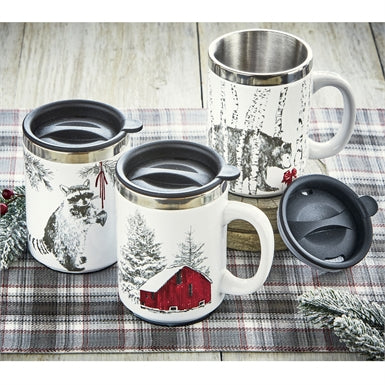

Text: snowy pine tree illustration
xmin=171 ymin=227 xmax=209 ymax=277
xmin=24 ymin=152 xmax=54 ymax=191
xmin=119 ymin=211 xmax=166 ymax=301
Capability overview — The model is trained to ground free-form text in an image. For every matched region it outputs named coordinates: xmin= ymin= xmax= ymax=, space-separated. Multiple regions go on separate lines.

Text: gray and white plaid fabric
xmin=0 ymin=108 xmax=384 ymax=353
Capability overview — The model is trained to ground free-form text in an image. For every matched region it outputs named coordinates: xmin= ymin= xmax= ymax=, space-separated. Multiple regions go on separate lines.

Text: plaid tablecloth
xmin=0 ymin=108 xmax=384 ymax=353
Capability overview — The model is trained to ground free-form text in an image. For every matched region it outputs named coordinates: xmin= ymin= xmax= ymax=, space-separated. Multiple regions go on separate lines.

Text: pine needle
xmin=334 ymin=315 xmax=385 ymax=360
xmin=299 ymin=288 xmax=385 ymax=360
xmin=0 ymin=186 xmax=27 ymax=269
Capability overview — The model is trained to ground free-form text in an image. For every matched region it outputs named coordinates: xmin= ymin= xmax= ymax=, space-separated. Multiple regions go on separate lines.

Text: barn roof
xmin=140 ymin=265 xmax=210 ymax=292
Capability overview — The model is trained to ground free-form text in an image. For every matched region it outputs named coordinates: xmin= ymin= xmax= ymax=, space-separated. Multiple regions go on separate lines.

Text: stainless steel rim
xmin=117 ymin=181 xmax=227 ymax=210
xmin=23 ymin=134 xmax=129 ymax=163
xmin=208 ymin=29 xmax=313 ymax=86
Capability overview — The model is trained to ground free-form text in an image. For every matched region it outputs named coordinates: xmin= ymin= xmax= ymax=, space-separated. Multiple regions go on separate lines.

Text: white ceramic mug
xmin=115 ymin=140 xmax=274 ymax=325
xmin=23 ymin=99 xmax=142 ymax=273
xmin=208 ymin=29 xmax=356 ymax=197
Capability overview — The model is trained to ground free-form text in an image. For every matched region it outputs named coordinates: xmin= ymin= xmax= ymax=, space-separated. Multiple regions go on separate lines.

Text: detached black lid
xmin=23 ymin=99 xmax=142 ymax=152
xmin=116 ymin=140 xmax=240 ymax=198
xmin=278 ymin=174 xmax=378 ymax=271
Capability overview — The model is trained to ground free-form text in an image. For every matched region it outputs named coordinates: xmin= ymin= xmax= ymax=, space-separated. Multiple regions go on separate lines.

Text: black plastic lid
xmin=277 ymin=174 xmax=378 ymax=272
xmin=23 ymin=99 xmax=142 ymax=152
xmin=116 ymin=140 xmax=240 ymax=198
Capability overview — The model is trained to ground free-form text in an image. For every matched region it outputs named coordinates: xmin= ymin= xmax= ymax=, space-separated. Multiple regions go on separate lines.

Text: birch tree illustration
xmin=244 ymin=88 xmax=270 ymax=132
xmin=210 ymin=81 xmax=227 ymax=156
xmin=226 ymin=84 xmax=242 ymax=190
xmin=171 ymin=227 xmax=209 ymax=277
xmin=294 ymin=79 xmax=311 ymax=169
xmin=240 ymin=129 xmax=255 ymax=193
xmin=229 ymin=84 xmax=239 ymax=128
xmin=240 ymin=88 xmax=271 ymax=192
xmin=24 ymin=152 xmax=54 ymax=191
xmin=207 ymin=78 xmax=215 ymax=136
xmin=119 ymin=211 xmax=166 ymax=301
xmin=273 ymin=87 xmax=288 ymax=137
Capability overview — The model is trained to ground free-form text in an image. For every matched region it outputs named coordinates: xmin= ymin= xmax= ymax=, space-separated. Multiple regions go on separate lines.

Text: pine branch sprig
xmin=24 ymin=152 xmax=53 ymax=191
xmin=299 ymin=288 xmax=385 ymax=360
xmin=333 ymin=315 xmax=385 ymax=360
xmin=299 ymin=288 xmax=385 ymax=329
xmin=79 ymin=160 xmax=117 ymax=186
xmin=0 ymin=186 xmax=27 ymax=269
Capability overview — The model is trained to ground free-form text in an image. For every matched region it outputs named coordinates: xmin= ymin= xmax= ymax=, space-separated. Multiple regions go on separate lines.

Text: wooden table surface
xmin=0 ymin=22 xmax=384 ymax=362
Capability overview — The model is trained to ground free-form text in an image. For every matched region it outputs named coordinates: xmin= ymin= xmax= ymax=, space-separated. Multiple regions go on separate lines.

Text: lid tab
xmin=123 ymin=119 xmax=143 ymax=133
xmin=359 ymin=195 xmax=378 ymax=217
xmin=217 ymin=165 xmax=240 ymax=180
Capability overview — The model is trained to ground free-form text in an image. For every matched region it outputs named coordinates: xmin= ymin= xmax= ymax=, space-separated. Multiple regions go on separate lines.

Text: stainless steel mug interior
xmin=208 ymin=29 xmax=313 ymax=85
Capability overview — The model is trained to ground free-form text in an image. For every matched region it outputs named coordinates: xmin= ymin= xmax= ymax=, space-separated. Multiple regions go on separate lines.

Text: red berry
xmin=0 ymin=203 xmax=8 ymax=216
xmin=2 ymin=189 xmax=14 ymax=200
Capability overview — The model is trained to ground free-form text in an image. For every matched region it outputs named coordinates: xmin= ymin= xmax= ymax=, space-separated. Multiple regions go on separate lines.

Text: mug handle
xmin=308 ymin=71 xmax=356 ymax=159
xmin=220 ymin=201 xmax=274 ymax=295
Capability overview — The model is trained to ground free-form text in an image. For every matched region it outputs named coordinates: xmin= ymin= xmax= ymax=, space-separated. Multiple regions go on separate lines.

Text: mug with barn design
xmin=115 ymin=140 xmax=274 ymax=325
xmin=23 ymin=99 xmax=142 ymax=273
xmin=208 ymin=29 xmax=356 ymax=197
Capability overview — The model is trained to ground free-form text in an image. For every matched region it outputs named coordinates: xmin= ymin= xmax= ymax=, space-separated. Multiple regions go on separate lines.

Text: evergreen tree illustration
xmin=171 ymin=227 xmax=209 ymax=277
xmin=119 ymin=211 xmax=166 ymax=300
xmin=24 ymin=152 xmax=53 ymax=191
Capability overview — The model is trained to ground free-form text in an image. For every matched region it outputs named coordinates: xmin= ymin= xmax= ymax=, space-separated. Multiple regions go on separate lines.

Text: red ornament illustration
xmin=282 ymin=168 xmax=297 ymax=186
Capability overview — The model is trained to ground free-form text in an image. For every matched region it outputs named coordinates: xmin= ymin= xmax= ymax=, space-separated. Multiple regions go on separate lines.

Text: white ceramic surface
xmin=115 ymin=186 xmax=274 ymax=325
xmin=24 ymin=149 xmax=119 ymax=273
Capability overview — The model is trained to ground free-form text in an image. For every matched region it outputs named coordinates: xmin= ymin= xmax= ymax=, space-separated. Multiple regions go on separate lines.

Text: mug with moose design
xmin=22 ymin=100 xmax=142 ymax=273
xmin=115 ymin=140 xmax=274 ymax=325
xmin=208 ymin=29 xmax=356 ymax=197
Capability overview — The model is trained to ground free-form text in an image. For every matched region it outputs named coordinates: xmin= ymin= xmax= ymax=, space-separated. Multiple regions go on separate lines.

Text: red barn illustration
xmin=140 ymin=266 xmax=212 ymax=312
